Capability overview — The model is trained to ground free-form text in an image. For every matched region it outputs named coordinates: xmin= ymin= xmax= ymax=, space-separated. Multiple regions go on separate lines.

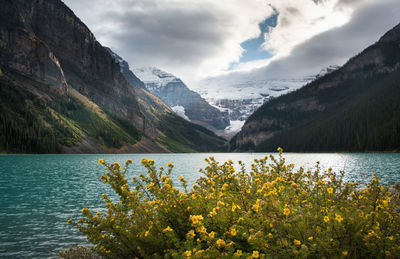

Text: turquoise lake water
xmin=1 ymin=153 xmax=400 ymax=258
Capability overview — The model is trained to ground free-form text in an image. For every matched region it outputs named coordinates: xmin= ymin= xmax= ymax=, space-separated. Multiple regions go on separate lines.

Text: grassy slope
xmin=0 ymin=70 xmax=142 ymax=153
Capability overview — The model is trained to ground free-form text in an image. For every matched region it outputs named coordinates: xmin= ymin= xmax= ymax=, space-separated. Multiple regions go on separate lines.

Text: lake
xmin=1 ymin=153 xmax=400 ymax=258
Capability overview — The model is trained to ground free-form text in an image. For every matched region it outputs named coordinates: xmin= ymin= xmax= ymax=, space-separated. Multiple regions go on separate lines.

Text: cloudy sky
xmin=63 ymin=0 xmax=400 ymax=87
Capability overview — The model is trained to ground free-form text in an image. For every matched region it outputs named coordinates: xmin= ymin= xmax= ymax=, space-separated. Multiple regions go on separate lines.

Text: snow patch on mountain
xmin=132 ymin=67 xmax=181 ymax=92
xmin=171 ymin=106 xmax=190 ymax=121
xmin=315 ymin=65 xmax=340 ymax=79
xmin=225 ymin=120 xmax=245 ymax=134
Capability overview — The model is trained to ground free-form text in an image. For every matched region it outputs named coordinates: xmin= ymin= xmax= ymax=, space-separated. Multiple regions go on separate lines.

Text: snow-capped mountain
xmin=193 ymin=77 xmax=310 ymax=136
xmin=192 ymin=66 xmax=337 ymax=137
xmin=132 ymin=67 xmax=230 ymax=132
xmin=131 ymin=67 xmax=178 ymax=92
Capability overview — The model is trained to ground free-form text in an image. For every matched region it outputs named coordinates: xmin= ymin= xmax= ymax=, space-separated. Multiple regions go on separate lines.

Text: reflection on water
xmin=0 ymin=153 xmax=399 ymax=258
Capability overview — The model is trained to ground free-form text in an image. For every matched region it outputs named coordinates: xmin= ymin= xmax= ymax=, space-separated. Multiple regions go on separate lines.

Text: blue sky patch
xmin=238 ymin=13 xmax=278 ymax=64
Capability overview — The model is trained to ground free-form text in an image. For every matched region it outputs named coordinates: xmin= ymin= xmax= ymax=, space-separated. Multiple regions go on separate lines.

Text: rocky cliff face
xmin=0 ymin=0 xmax=146 ymax=127
xmin=231 ymin=23 xmax=400 ymax=152
xmin=133 ymin=67 xmax=230 ymax=131
xmin=0 ymin=0 xmax=69 ymax=92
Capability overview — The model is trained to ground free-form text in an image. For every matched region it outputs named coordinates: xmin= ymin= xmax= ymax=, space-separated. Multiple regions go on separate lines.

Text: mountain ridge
xmin=133 ymin=66 xmax=230 ymax=132
xmin=230 ymin=22 xmax=400 ymax=152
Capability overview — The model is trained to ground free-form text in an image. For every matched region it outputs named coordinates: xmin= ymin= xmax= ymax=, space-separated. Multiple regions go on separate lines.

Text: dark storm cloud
xmin=103 ymin=7 xmax=225 ymax=66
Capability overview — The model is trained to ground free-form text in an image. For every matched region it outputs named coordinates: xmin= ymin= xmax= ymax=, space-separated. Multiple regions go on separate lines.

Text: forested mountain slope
xmin=231 ymin=23 xmax=400 ymax=152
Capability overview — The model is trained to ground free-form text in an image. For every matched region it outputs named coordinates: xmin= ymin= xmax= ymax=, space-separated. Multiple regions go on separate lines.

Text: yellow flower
xmin=252 ymin=250 xmax=260 ymax=258
xmin=141 ymin=158 xmax=154 ymax=165
xmin=126 ymin=159 xmax=133 ymax=164
xmin=294 ymin=239 xmax=301 ymax=246
xmin=197 ymin=226 xmax=207 ymax=233
xmin=98 ymin=158 xmax=105 ymax=165
xmin=167 ymin=162 xmax=174 ymax=167
xmin=342 ymin=251 xmax=348 ymax=256
xmin=216 ymin=239 xmax=226 ymax=247
xmin=163 ymin=226 xmax=173 ymax=233
xmin=184 ymin=250 xmax=191 ymax=257
xmin=230 ymin=228 xmax=237 ymax=236
xmin=209 ymin=207 xmax=218 ymax=217
xmin=252 ymin=199 xmax=261 ymax=212
xmin=66 ymin=219 xmax=72 ymax=225
xmin=324 ymin=216 xmax=330 ymax=223
xmin=335 ymin=214 xmax=344 ymax=223
xmin=145 ymin=182 xmax=155 ymax=189
xmin=327 ymin=188 xmax=333 ymax=194
xmin=81 ymin=208 xmax=90 ymax=214
xmin=222 ymin=183 xmax=229 ymax=191
xmin=187 ymin=230 xmax=195 ymax=239
xmin=234 ymin=250 xmax=243 ymax=257
xmin=209 ymin=231 xmax=216 ymax=239
xmin=308 ymin=236 xmax=313 ymax=241
xmin=178 ymin=176 xmax=184 ymax=180
xmin=190 ymin=215 xmax=204 ymax=225
xmin=113 ymin=162 xmax=121 ymax=171
xmin=252 ymin=203 xmax=260 ymax=212
xmin=232 ymin=203 xmax=240 ymax=212
xmin=277 ymin=147 xmax=283 ymax=153
xmin=283 ymin=207 xmax=291 ymax=216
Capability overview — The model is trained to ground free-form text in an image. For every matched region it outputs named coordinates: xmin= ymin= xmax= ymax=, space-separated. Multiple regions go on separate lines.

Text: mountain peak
xmin=132 ymin=67 xmax=181 ymax=88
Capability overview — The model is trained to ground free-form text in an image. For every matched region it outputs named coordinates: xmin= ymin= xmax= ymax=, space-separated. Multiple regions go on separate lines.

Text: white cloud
xmin=63 ymin=0 xmax=398 ymax=88
xmin=227 ymin=0 xmax=369 ymax=74
xmin=263 ymin=0 xmax=353 ymax=57
xmin=201 ymin=0 xmax=400 ymax=90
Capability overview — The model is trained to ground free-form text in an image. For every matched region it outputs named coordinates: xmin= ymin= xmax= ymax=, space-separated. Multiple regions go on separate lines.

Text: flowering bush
xmin=63 ymin=149 xmax=400 ymax=258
